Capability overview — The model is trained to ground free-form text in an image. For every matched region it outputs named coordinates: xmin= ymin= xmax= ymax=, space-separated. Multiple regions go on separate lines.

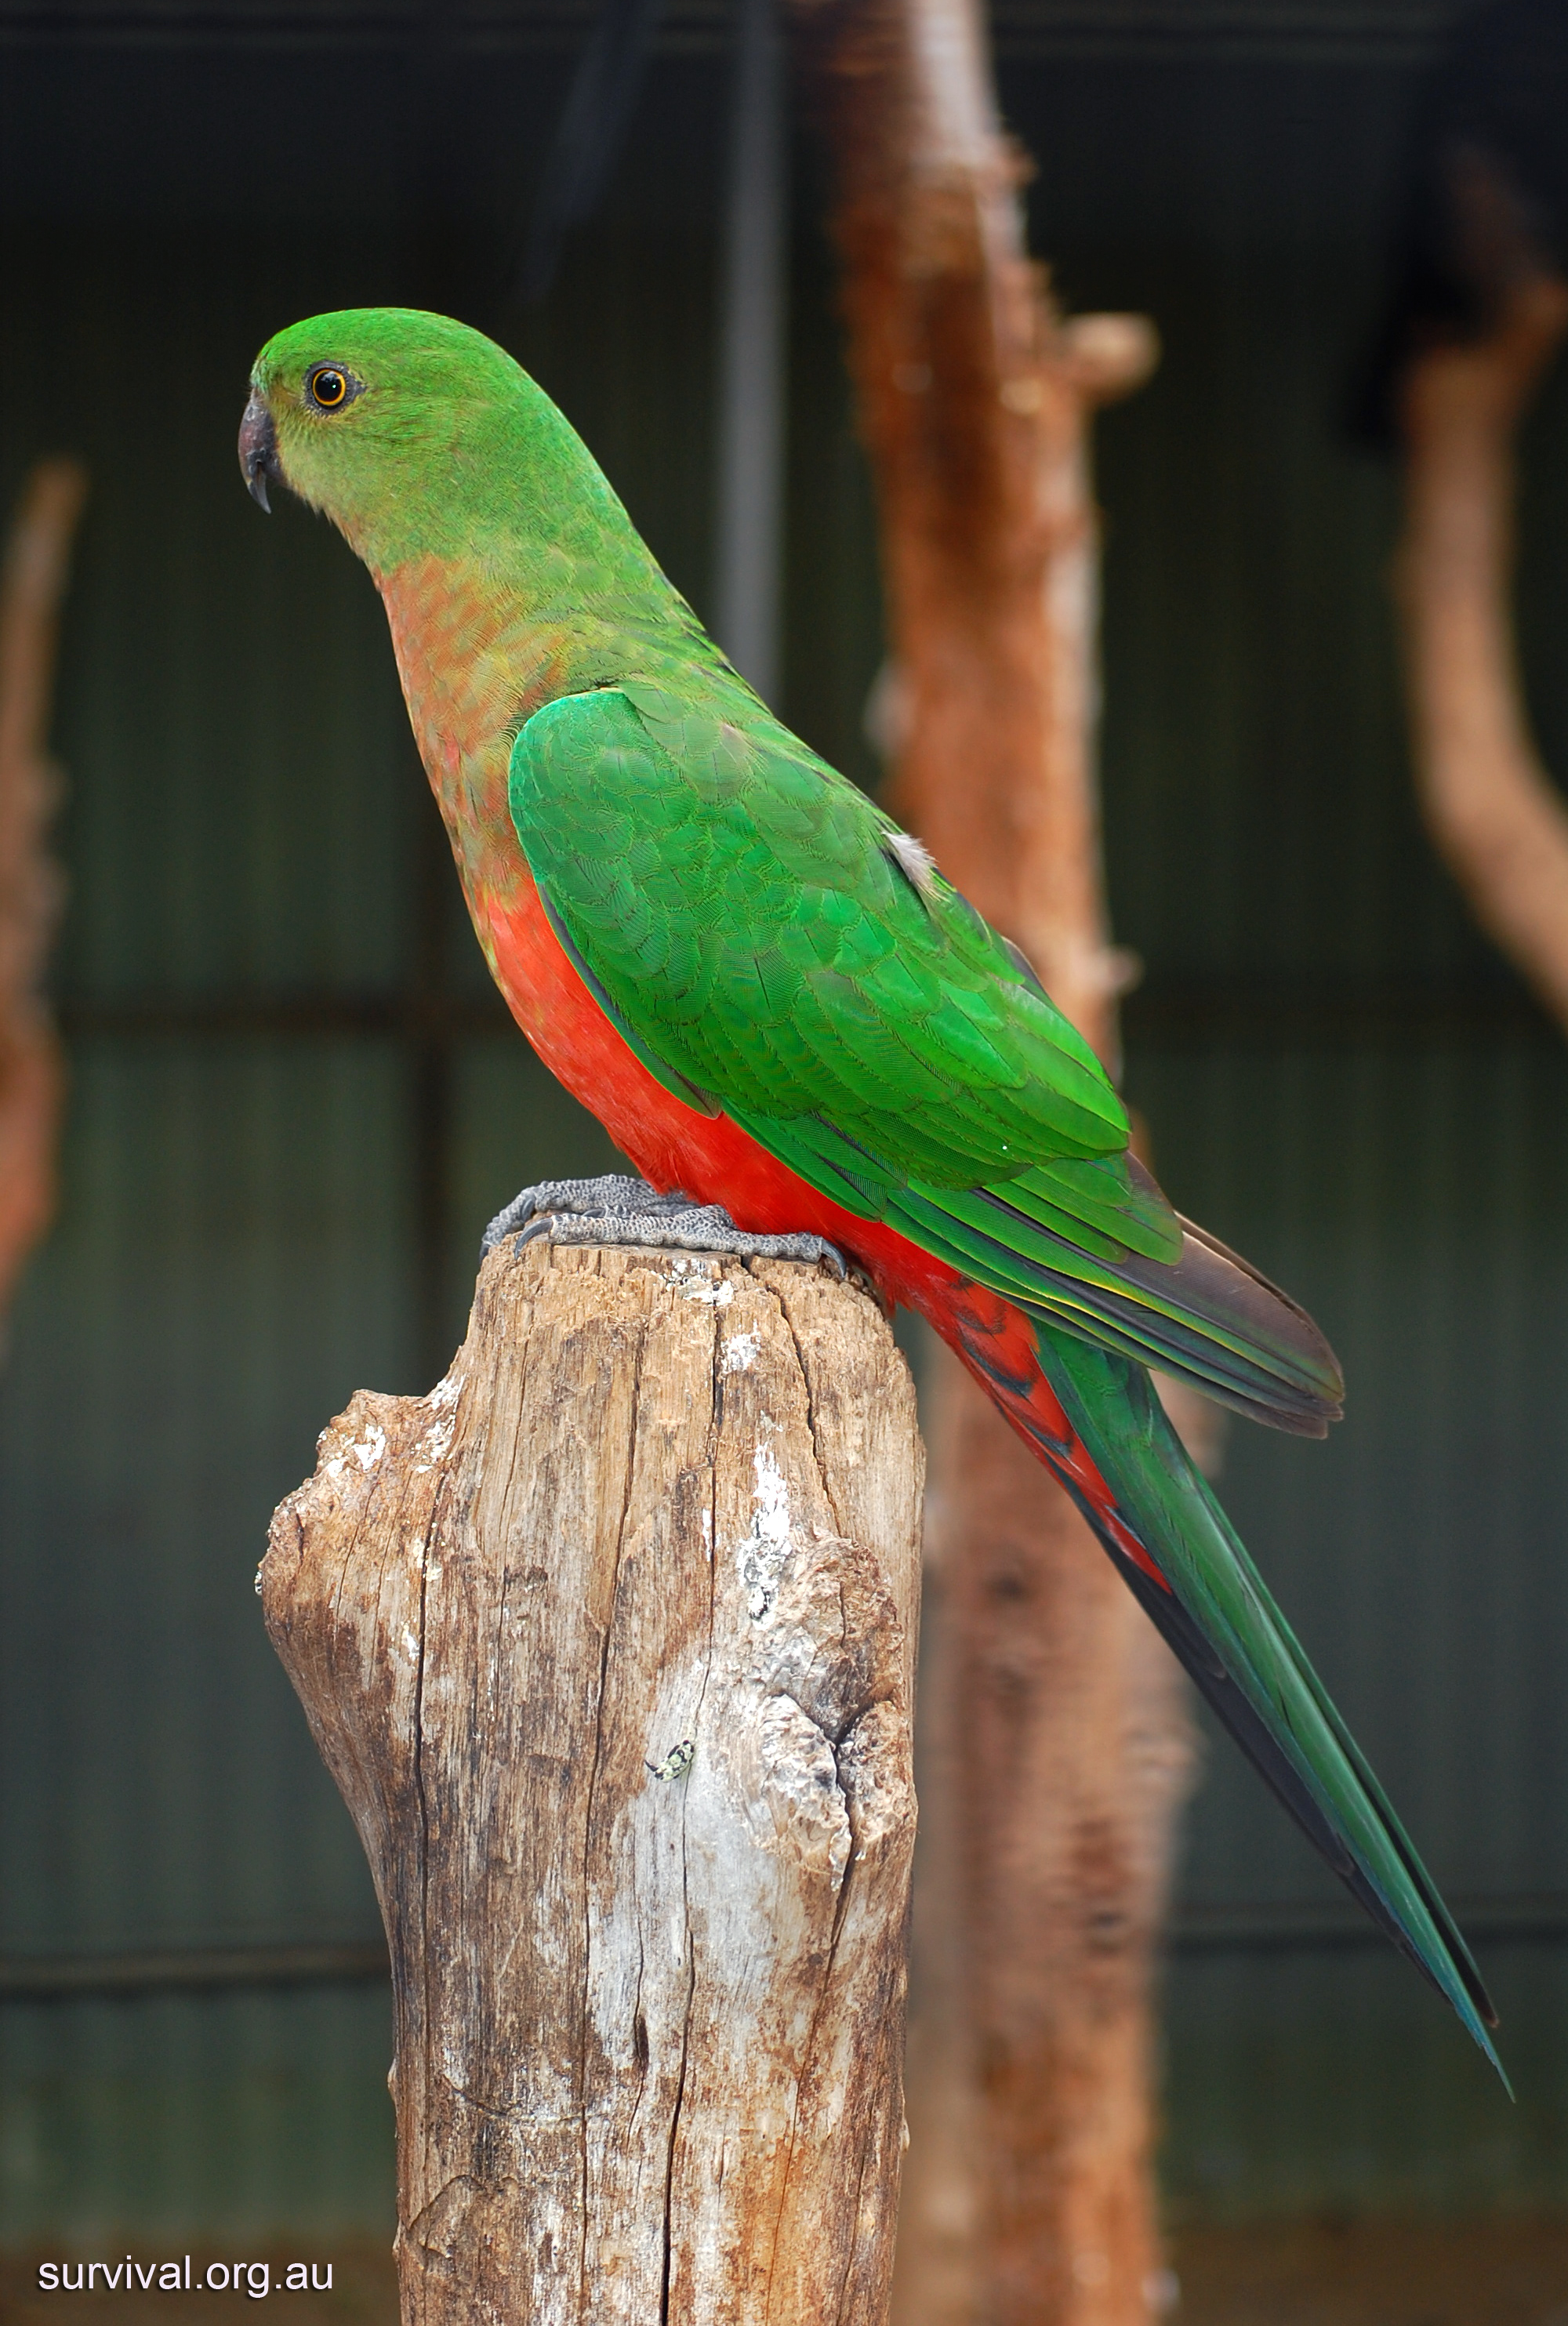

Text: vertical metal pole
xmin=713 ymin=0 xmax=789 ymax=703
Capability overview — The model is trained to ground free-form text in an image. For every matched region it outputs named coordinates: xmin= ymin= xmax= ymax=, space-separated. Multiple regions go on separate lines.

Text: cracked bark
xmin=262 ymin=1238 xmax=924 ymax=2324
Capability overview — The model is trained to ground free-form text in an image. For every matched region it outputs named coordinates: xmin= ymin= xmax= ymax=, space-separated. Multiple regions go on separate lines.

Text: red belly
xmin=480 ymin=871 xmax=962 ymax=1318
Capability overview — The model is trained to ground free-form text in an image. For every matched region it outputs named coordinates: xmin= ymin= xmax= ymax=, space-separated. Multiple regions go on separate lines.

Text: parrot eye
xmin=304 ymin=364 xmax=361 ymax=412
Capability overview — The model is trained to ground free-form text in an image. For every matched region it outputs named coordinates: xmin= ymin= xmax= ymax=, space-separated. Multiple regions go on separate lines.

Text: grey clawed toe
xmin=480 ymin=1173 xmax=848 ymax=1277
xmin=480 ymin=1174 xmax=688 ymax=1255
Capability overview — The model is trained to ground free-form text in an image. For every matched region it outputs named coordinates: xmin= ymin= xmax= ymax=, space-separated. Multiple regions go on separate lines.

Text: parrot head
xmin=239 ymin=307 xmax=621 ymax=572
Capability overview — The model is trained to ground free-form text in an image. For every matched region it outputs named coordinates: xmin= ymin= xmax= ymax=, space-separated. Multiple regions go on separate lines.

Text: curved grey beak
xmin=239 ymin=394 xmax=281 ymax=512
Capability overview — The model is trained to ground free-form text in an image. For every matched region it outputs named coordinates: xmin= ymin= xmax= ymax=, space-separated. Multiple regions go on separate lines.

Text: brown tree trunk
xmin=790 ymin=3 xmax=1196 ymax=2318
xmin=1396 ymin=272 xmax=1568 ymax=1027
xmin=0 ymin=459 xmax=85 ymax=1330
xmin=261 ymin=1239 xmax=924 ymax=2325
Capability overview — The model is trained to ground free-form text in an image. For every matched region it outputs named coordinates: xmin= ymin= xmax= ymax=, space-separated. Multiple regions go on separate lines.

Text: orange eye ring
xmin=305 ymin=364 xmax=359 ymax=412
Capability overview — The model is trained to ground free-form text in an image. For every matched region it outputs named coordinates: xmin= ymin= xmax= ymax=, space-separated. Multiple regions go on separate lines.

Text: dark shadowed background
xmin=2 ymin=0 xmax=1566 ymax=2248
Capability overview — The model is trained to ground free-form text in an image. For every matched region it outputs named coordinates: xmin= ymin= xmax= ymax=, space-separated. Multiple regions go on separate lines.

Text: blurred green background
xmin=2 ymin=0 xmax=1566 ymax=2244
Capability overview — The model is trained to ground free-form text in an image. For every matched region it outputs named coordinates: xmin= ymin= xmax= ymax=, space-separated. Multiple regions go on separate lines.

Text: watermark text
xmin=37 ymin=2260 xmax=334 ymax=2298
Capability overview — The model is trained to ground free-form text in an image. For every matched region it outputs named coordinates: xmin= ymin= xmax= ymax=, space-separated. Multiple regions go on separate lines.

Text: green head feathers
xmin=241 ymin=307 xmax=654 ymax=583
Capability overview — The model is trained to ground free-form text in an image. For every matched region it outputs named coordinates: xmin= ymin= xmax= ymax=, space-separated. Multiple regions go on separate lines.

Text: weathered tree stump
xmin=261 ymin=1239 xmax=924 ymax=2326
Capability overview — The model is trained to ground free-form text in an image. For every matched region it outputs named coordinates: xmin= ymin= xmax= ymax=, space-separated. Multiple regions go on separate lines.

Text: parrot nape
xmin=240 ymin=308 xmax=1503 ymax=2077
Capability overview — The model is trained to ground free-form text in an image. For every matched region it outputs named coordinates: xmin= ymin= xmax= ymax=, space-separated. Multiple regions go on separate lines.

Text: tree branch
xmin=1396 ymin=274 xmax=1568 ymax=1028
xmin=0 ymin=459 xmax=85 ymax=1329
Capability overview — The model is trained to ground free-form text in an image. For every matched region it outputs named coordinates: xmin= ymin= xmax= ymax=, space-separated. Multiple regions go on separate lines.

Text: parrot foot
xmin=481 ymin=1173 xmax=848 ymax=1277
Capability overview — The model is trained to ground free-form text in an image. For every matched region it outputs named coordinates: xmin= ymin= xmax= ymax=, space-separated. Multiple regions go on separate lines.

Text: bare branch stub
xmin=261 ymin=1239 xmax=924 ymax=2326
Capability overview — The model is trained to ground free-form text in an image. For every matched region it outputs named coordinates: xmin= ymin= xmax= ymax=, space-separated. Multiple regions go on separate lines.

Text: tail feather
xmin=940 ymin=1281 xmax=1505 ymax=2081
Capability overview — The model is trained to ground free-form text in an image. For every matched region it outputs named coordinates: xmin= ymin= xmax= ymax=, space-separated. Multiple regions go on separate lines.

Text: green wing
xmin=510 ymin=683 xmax=1341 ymax=1431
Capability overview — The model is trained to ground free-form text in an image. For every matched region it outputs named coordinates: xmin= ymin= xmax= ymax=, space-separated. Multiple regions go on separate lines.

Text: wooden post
xmin=790 ymin=2 xmax=1196 ymax=2318
xmin=261 ymin=1237 xmax=924 ymax=2325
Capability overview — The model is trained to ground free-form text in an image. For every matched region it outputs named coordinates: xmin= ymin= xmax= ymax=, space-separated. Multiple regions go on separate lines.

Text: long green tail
xmin=943 ymin=1283 xmax=1506 ymax=2083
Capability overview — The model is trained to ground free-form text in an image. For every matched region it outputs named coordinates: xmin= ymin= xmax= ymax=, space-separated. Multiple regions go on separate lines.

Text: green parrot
xmin=241 ymin=307 xmax=1502 ymax=2076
